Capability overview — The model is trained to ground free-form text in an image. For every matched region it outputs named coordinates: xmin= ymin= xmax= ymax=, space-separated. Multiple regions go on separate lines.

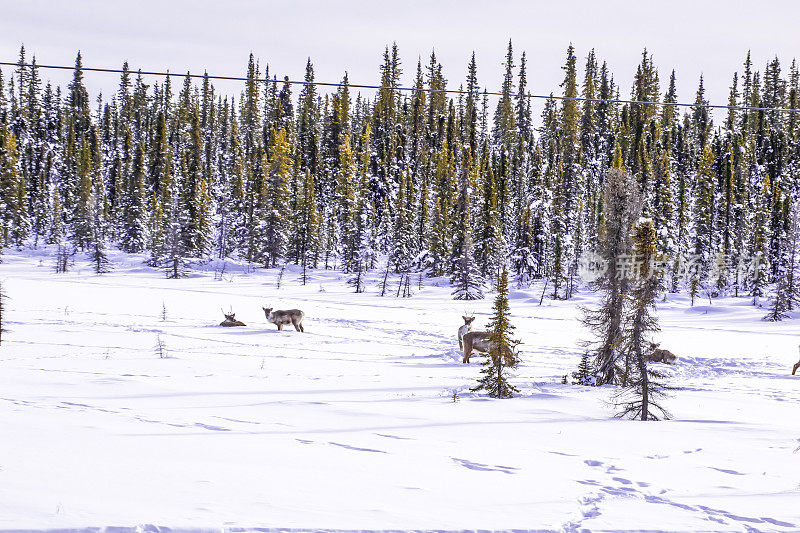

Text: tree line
xmin=1 ymin=43 xmax=799 ymax=313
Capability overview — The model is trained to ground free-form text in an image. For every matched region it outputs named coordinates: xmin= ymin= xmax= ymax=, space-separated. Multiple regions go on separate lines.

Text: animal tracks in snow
xmin=451 ymin=457 xmax=519 ymax=474
xmin=572 ymin=454 xmax=798 ymax=530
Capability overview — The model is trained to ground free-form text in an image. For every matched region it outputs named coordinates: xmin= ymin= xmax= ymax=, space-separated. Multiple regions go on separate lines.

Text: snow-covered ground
xmin=0 ymin=248 xmax=799 ymax=532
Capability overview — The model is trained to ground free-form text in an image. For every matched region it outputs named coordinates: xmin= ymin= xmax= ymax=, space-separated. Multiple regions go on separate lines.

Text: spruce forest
xmin=1 ymin=43 xmax=799 ymax=309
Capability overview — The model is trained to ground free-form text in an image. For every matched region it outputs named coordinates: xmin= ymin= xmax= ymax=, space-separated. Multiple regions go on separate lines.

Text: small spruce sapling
xmin=154 ymin=333 xmax=169 ymax=359
xmin=91 ymin=240 xmax=111 ymax=274
xmin=572 ymin=352 xmax=596 ymax=386
xmin=348 ymin=264 xmax=365 ymax=293
xmin=472 ymin=267 xmax=519 ymax=398
xmin=55 ymin=243 xmax=74 ymax=273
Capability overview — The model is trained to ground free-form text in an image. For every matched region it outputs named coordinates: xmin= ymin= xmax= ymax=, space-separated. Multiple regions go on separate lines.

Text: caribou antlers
xmin=263 ymin=305 xmax=305 ymax=332
xmin=219 ymin=307 xmax=246 ymax=327
xmin=458 ymin=310 xmax=476 ymax=350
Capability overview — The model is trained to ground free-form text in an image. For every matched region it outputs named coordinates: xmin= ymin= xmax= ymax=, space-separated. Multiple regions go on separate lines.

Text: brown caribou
xmin=461 ymin=331 xmax=514 ymax=365
xmin=647 ymin=348 xmax=677 ymax=364
xmin=262 ymin=307 xmax=305 ymax=332
xmin=219 ymin=311 xmax=246 ymax=327
xmin=458 ymin=315 xmax=475 ymax=350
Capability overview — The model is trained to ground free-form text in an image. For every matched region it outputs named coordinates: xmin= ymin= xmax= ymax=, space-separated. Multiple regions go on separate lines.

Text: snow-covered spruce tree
xmin=336 ymin=134 xmax=359 ymax=272
xmin=120 ymin=141 xmax=147 ymax=253
xmin=472 ymin=267 xmax=519 ymax=398
xmin=428 ymin=138 xmax=456 ymax=277
xmin=451 ymin=157 xmax=483 ymax=300
xmin=222 ymin=110 xmax=248 ymax=259
xmin=572 ymin=352 xmax=595 ymax=386
xmin=581 ymin=167 xmax=643 ymax=385
xmin=163 ymin=173 xmax=188 ymax=279
xmin=671 ymin=163 xmax=689 ymax=293
xmin=70 ymin=136 xmax=94 ymax=250
xmin=320 ymin=207 xmax=338 ymax=270
xmin=182 ymin=105 xmax=212 ymax=258
xmin=148 ymin=192 xmax=165 ymax=267
xmin=193 ymin=177 xmax=213 ymax=257
xmin=750 ymin=172 xmax=770 ymax=305
xmin=615 ymin=219 xmax=670 ymax=420
xmin=783 ymin=201 xmax=800 ymax=311
xmin=765 ymin=276 xmax=791 ymax=321
xmin=295 ymin=169 xmax=321 ymax=285
xmin=0 ymin=125 xmax=28 ymax=246
xmin=259 ymin=127 xmax=291 ymax=268
xmin=764 ymin=199 xmax=797 ymax=320
xmin=347 ymin=263 xmax=366 ymax=293
xmin=475 ymin=143 xmax=502 ymax=278
xmin=693 ymin=145 xmax=716 ymax=279
xmin=89 ymin=170 xmax=110 ymax=275
xmin=54 ymin=242 xmax=74 ymax=273
xmin=90 ymin=238 xmax=111 ymax=274
xmin=390 ymin=168 xmax=416 ymax=276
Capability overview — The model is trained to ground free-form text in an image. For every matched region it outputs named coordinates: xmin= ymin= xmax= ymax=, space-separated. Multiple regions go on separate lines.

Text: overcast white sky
xmin=2 ymin=0 xmax=799 ymax=122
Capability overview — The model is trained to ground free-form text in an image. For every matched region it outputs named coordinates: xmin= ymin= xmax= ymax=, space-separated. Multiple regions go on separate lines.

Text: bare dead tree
xmin=379 ymin=266 xmax=391 ymax=297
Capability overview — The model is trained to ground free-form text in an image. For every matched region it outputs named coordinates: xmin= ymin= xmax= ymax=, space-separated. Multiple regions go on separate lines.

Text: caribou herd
xmin=218 ymin=309 xmax=800 ymax=374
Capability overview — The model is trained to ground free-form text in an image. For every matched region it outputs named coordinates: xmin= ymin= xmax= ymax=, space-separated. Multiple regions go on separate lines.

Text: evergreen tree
xmin=294 ymin=169 xmax=321 ymax=282
xmin=66 ymin=52 xmax=92 ymax=140
xmin=475 ymin=143 xmax=502 ymax=276
xmin=615 ymin=219 xmax=670 ymax=420
xmin=0 ymin=126 xmax=28 ymax=246
xmin=493 ymin=40 xmax=517 ymax=150
xmin=693 ymin=145 xmax=716 ymax=276
xmin=391 ymin=168 xmax=415 ymax=273
xmin=259 ymin=127 xmax=291 ymax=267
xmin=3 ymin=43 xmax=800 ymax=331
xmin=164 ymin=172 xmax=188 ymax=278
xmin=120 ymin=141 xmax=147 ymax=253
xmin=336 ymin=134 xmax=359 ymax=271
xmin=472 ymin=267 xmax=519 ymax=398
xmin=451 ymin=154 xmax=483 ymax=300
xmin=582 ymin=168 xmax=642 ymax=385
xmin=70 ymin=136 xmax=94 ymax=249
xmin=572 ymin=352 xmax=595 ymax=386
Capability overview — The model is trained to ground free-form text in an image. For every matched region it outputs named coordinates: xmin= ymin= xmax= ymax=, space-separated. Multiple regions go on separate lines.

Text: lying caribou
xmin=220 ymin=311 xmax=246 ymax=327
xmin=462 ymin=331 xmax=514 ymax=365
xmin=458 ymin=315 xmax=475 ymax=350
xmin=262 ymin=307 xmax=305 ymax=332
xmin=793 ymin=345 xmax=800 ymax=375
xmin=647 ymin=348 xmax=677 ymax=364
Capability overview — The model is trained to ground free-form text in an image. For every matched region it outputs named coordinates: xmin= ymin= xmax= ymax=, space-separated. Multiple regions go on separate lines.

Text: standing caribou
xmin=793 ymin=345 xmax=800 ymax=375
xmin=262 ymin=307 xmax=305 ymax=332
xmin=461 ymin=331 xmax=514 ymax=365
xmin=458 ymin=315 xmax=475 ymax=350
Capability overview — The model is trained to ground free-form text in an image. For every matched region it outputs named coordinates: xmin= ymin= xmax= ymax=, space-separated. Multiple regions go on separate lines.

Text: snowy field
xmin=0 ymin=248 xmax=799 ymax=532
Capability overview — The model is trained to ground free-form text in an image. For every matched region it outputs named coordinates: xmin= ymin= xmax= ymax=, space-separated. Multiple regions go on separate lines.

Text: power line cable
xmin=1 ymin=60 xmax=797 ymax=114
